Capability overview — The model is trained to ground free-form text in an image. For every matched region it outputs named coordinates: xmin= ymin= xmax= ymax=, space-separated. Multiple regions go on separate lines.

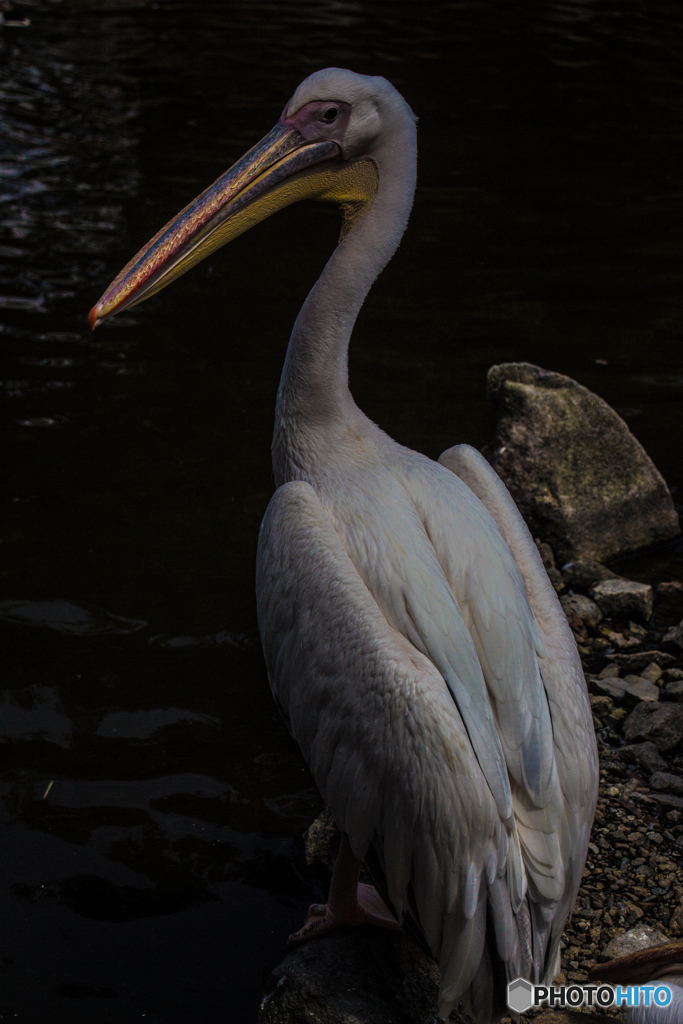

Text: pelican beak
xmin=88 ymin=119 xmax=378 ymax=329
xmin=88 ymin=123 xmax=335 ymax=328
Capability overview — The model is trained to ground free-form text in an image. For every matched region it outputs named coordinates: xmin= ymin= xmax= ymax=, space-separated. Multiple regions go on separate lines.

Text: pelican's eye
xmin=321 ymin=106 xmax=338 ymax=123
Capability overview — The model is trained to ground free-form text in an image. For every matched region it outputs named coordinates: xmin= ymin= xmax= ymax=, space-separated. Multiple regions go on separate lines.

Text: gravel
xmin=551 ymin=548 xmax=683 ymax=995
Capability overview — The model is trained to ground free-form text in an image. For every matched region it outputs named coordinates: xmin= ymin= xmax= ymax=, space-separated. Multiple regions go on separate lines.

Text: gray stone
xmin=650 ymin=772 xmax=683 ymax=797
xmin=560 ymin=593 xmax=603 ymax=630
xmin=483 ymin=362 xmax=680 ymax=563
xmin=647 ymin=792 xmax=683 ymax=810
xmin=627 ymin=621 xmax=648 ymax=641
xmin=641 ymin=662 xmax=663 ymax=684
xmin=621 ymin=675 xmax=659 ymax=705
xmin=589 ymin=578 xmax=653 ymax=624
xmin=602 ymin=924 xmax=670 ymax=961
xmin=622 ymin=701 xmax=683 ymax=752
xmin=657 ymin=581 xmax=683 ymax=598
xmin=664 ymin=680 xmax=683 ymax=702
xmin=664 ymin=668 xmax=683 ymax=682
xmin=662 ymin=623 xmax=683 ymax=654
xmin=606 ymin=651 xmax=676 ymax=672
xmin=561 ymin=559 xmax=621 ymax=593
xmin=591 ymin=677 xmax=626 ymax=702
xmin=257 ymin=928 xmax=473 ymax=1024
xmin=617 ymin=742 xmax=668 ymax=773
xmin=596 ymin=623 xmax=643 ymax=650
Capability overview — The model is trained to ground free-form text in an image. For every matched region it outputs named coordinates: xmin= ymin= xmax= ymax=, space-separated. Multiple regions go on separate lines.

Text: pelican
xmin=89 ymin=69 xmax=598 ymax=1022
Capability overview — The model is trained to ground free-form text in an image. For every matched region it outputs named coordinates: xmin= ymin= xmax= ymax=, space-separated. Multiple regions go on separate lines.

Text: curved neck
xmin=272 ymin=123 xmax=417 ymax=480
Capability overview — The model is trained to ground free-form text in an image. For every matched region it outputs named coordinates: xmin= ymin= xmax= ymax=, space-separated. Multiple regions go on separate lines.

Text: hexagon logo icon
xmin=508 ymin=977 xmax=534 ymax=1014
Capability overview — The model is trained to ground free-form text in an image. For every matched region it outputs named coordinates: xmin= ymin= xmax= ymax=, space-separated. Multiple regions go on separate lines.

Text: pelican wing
xmin=438 ymin=444 xmax=598 ymax=980
xmin=256 ymin=479 xmax=526 ymax=1021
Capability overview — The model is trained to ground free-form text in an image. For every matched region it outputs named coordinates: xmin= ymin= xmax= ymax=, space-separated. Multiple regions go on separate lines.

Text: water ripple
xmin=0 ymin=600 xmax=148 ymax=635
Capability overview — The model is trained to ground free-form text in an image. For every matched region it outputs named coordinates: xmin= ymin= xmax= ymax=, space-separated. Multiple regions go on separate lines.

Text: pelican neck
xmin=272 ymin=124 xmax=417 ymax=484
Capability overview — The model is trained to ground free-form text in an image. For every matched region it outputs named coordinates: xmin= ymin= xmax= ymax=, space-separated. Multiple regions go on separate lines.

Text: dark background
xmin=1 ymin=1 xmax=682 ymax=1021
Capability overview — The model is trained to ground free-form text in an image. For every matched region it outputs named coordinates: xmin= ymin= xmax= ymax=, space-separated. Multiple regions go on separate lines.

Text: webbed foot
xmin=286 ymin=879 xmax=401 ymax=949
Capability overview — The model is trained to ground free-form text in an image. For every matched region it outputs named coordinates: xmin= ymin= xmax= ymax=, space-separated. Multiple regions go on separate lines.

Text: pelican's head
xmin=88 ymin=68 xmax=416 ymax=328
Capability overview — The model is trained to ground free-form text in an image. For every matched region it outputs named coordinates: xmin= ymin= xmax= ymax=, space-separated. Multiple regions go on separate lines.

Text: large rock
xmin=258 ymin=928 xmax=472 ymax=1024
xmin=483 ymin=363 xmax=680 ymax=563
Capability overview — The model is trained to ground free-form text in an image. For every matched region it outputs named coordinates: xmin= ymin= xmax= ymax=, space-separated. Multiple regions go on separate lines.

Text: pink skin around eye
xmin=280 ymin=100 xmax=352 ymax=144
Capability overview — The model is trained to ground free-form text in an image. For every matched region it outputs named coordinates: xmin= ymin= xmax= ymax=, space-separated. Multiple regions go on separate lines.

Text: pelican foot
xmin=286 ymin=882 xmax=401 ymax=950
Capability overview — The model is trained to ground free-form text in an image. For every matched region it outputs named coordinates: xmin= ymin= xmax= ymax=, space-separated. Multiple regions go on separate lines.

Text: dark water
xmin=1 ymin=1 xmax=683 ymax=1021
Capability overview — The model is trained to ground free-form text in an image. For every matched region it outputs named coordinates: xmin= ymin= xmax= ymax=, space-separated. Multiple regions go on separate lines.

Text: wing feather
xmin=438 ymin=444 xmax=598 ymax=983
xmin=256 ymin=480 xmax=521 ymax=1020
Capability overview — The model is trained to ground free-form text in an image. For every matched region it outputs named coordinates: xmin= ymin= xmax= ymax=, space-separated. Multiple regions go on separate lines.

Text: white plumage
xmin=90 ymin=66 xmax=599 ymax=1023
xmin=255 ymin=69 xmax=598 ymax=1023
